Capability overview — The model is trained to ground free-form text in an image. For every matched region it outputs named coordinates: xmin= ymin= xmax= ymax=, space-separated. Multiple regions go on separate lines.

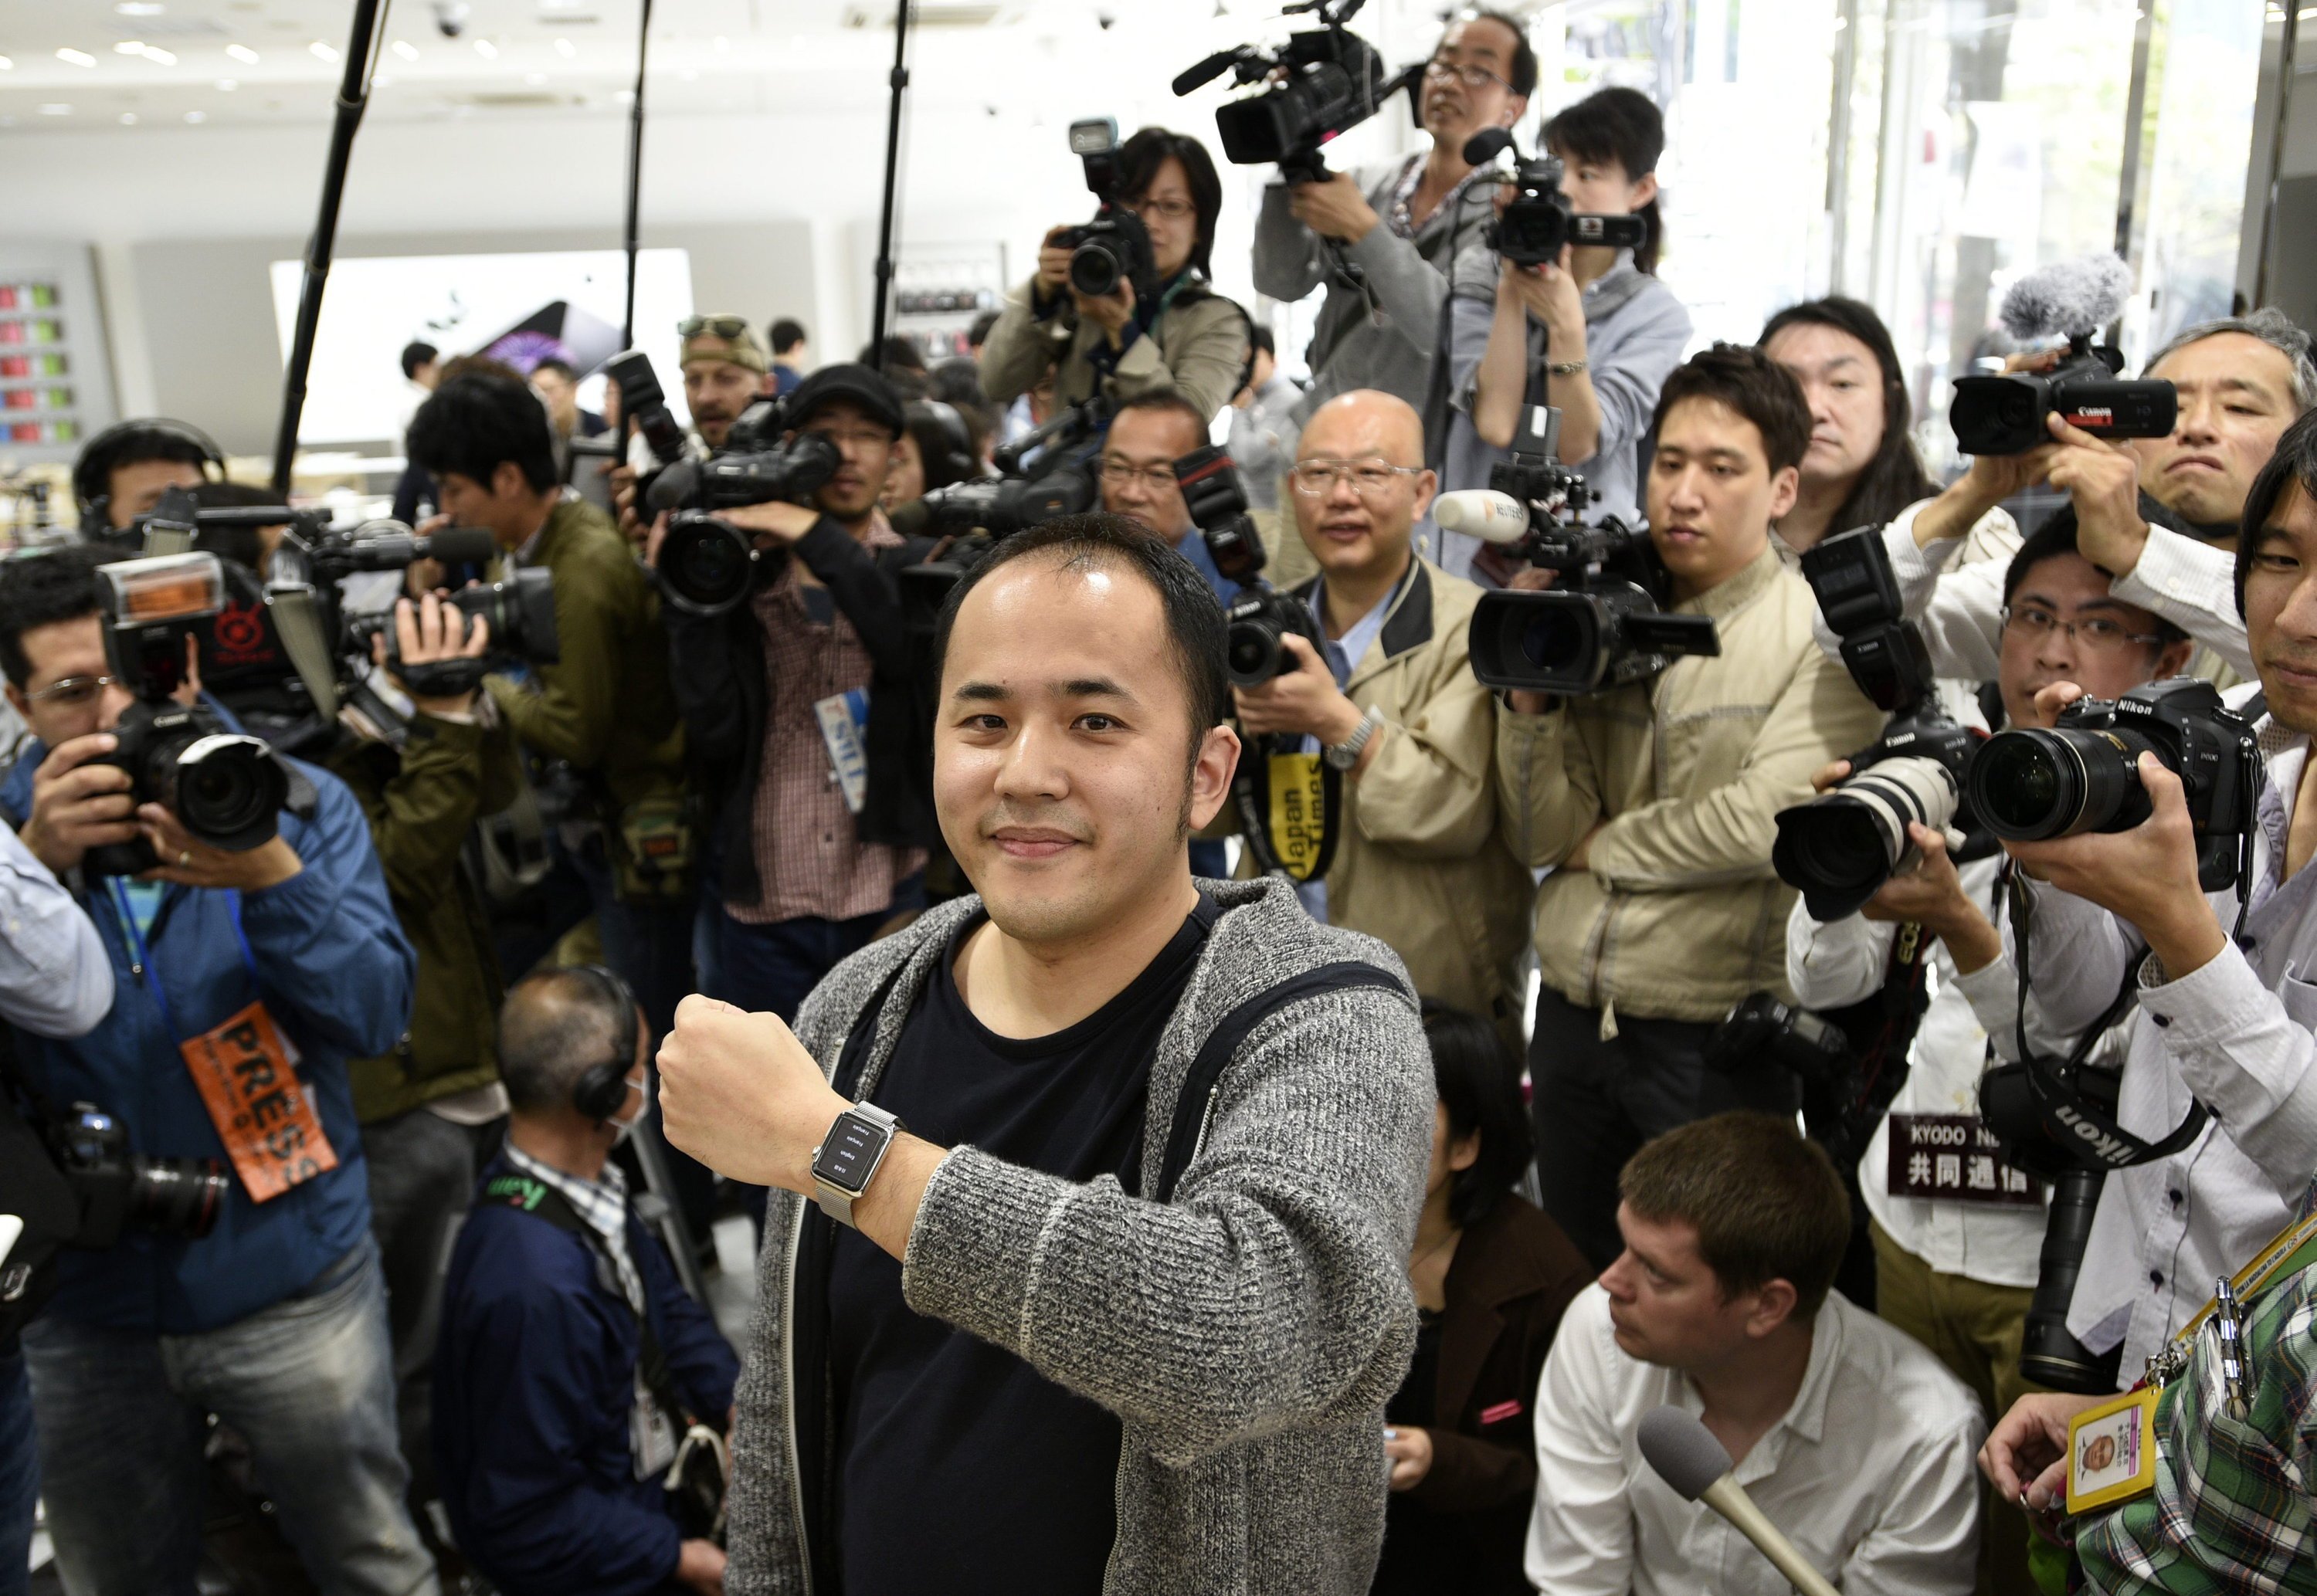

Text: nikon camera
xmin=1169 ymin=443 xmax=1327 ymax=687
xmin=1439 ymin=406 xmax=1717 ymax=695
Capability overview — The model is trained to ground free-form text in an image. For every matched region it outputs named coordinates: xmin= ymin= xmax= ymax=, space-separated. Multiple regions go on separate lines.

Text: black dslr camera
xmin=1169 ymin=445 xmax=1322 ymax=687
xmin=1466 ymin=130 xmax=1650 ymax=268
xmin=646 ymin=398 xmax=844 ymax=618
xmin=1172 ymin=0 xmax=1421 ymax=184
xmin=46 ymin=1102 xmax=228 ymax=1247
xmin=1453 ymin=408 xmax=1718 ymax=695
xmin=1053 ymin=118 xmax=1157 ymax=304
xmin=1967 ymin=677 xmax=2258 ymax=891
xmin=1772 ymin=527 xmax=1988 ymax=921
xmin=602 ymin=348 xmax=692 ymax=471
xmin=86 ymin=552 xmax=291 ymax=877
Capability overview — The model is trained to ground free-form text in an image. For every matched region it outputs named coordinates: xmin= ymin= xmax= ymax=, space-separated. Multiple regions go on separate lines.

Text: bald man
xmin=1233 ymin=391 xmax=1532 ymax=1037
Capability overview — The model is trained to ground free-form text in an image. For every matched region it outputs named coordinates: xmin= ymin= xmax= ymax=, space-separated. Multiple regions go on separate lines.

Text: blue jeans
xmin=0 ymin=1349 xmax=32 ymax=1596
xmin=22 ymin=1239 xmax=437 ymax=1596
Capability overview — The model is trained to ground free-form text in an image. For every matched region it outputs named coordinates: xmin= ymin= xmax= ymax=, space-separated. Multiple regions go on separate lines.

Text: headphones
xmin=73 ymin=417 xmax=228 ymax=530
xmin=564 ymin=964 xmax=646 ymax=1124
xmin=914 ymin=400 xmax=980 ymax=486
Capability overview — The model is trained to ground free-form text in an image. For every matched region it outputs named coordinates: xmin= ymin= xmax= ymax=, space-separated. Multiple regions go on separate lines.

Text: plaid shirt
xmin=2075 ymin=1255 xmax=2317 ymax=1593
xmin=731 ymin=513 xmax=924 ymax=925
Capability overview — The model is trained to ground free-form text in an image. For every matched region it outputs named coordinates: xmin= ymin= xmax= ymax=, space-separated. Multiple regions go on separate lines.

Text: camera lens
xmin=1771 ymin=757 xmax=1958 ymax=920
xmin=1969 ymin=727 xmax=2152 ymax=841
xmin=129 ymin=1156 xmax=229 ymax=1239
xmin=1226 ymin=617 xmax=1285 ymax=687
xmin=1519 ymin=607 xmax=1586 ymax=674
xmin=1069 ymin=238 xmax=1124 ymax=299
xmin=170 ymin=734 xmax=288 ymax=853
xmin=661 ymin=517 xmax=756 ymax=616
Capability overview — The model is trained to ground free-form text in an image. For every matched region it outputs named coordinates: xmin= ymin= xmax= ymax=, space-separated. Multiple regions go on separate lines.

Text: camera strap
xmin=1232 ymin=734 xmax=1341 ymax=883
xmin=2006 ymin=873 xmax=2210 ymax=1170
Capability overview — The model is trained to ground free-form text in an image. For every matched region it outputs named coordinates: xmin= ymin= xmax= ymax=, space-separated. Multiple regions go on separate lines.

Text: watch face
xmin=812 ymin=1112 xmax=887 ymax=1191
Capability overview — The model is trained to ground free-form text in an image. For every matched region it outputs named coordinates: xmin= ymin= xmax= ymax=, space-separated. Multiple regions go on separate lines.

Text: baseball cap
xmin=679 ymin=313 xmax=770 ymax=374
xmin=786 ymin=363 xmax=905 ymax=439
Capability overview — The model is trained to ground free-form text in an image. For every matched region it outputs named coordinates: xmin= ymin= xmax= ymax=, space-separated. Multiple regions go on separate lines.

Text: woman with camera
xmin=979 ymin=126 xmax=1251 ymax=425
xmin=1437 ymin=88 xmax=1691 ymax=582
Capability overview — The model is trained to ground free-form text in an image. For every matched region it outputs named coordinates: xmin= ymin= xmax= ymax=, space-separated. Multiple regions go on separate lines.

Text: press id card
xmin=815 ymin=690 xmax=871 ymax=816
xmin=2064 ymin=1386 xmax=2159 ymax=1514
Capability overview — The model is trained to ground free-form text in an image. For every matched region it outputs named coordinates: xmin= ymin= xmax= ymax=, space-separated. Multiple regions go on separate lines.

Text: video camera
xmin=83 ymin=551 xmax=292 ymax=876
xmin=1439 ymin=407 xmax=1718 ymax=695
xmin=1949 ymin=256 xmax=2176 ymax=456
xmin=1169 ymin=444 xmax=1323 ymax=687
xmin=1172 ymin=0 xmax=1421 ymax=185
xmin=1053 ymin=118 xmax=1158 ymax=304
xmin=1464 ymin=128 xmax=1650 ymax=268
xmin=643 ymin=397 xmax=844 ymax=618
xmin=893 ymin=398 xmax=1109 ymax=632
xmin=1772 ymin=527 xmax=1988 ymax=921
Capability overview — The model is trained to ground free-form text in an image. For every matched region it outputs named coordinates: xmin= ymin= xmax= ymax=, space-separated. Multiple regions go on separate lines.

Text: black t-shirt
xmin=826 ymin=896 xmax=1216 ymax=1596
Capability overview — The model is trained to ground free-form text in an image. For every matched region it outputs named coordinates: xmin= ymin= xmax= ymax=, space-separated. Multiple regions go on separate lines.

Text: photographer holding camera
xmin=0 ymin=544 xmax=434 ymax=1595
xmin=1437 ymin=87 xmax=1689 ymax=569
xmin=1232 ymin=390 xmax=1532 ymax=1035
xmin=323 ymin=590 xmax=524 ymax=1507
xmin=1494 ymin=346 xmax=1884 ymax=1269
xmin=1253 ymin=14 xmax=1532 ymax=422
xmin=1973 ymin=412 xmax=2317 ymax=1442
xmin=408 ymin=371 xmax=692 ymax=1039
xmin=1783 ymin=510 xmax=2193 ymax=1596
xmin=980 ymin=125 xmax=1250 ymax=425
xmin=653 ymin=364 xmax=938 ymax=1027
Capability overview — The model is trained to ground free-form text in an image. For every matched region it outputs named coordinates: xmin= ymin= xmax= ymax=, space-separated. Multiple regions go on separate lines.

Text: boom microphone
xmin=1172 ymin=49 xmax=1247 ymax=97
xmin=417 ymin=525 xmax=498 ymax=568
xmin=1637 ymin=1406 xmax=1840 ymax=1596
xmin=1999 ymin=254 xmax=2134 ymax=341
xmin=1433 ymin=489 xmax=1532 ymax=546
xmin=645 ymin=460 xmax=699 ymax=516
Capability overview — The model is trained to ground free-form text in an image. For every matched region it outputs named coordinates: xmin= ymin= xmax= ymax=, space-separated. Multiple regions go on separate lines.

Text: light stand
xmin=867 ymin=1 xmax=915 ymax=371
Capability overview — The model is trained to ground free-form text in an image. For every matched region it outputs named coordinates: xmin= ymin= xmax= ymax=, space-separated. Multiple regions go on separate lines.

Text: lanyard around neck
xmin=107 ymin=877 xmax=260 ymax=1042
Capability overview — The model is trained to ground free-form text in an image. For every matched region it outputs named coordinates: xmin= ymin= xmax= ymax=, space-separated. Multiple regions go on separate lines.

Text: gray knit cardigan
xmin=724 ymin=877 xmax=1433 ymax=1595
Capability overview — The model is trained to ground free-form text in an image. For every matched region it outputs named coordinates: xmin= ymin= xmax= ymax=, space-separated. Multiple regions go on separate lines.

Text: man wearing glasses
xmin=1232 ymin=390 xmax=1532 ymax=1037
xmin=1253 ymin=12 xmax=1534 ymax=422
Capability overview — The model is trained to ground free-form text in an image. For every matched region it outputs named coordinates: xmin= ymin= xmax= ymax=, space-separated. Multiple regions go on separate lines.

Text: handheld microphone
xmin=1432 ymin=489 xmax=1532 ymax=546
xmin=1637 ymin=1406 xmax=1840 ymax=1596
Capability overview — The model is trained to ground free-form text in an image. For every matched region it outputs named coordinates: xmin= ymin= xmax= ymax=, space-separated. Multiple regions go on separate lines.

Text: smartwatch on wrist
xmin=1325 ymin=706 xmax=1384 ymax=771
xmin=810 ymin=1101 xmax=905 ymax=1229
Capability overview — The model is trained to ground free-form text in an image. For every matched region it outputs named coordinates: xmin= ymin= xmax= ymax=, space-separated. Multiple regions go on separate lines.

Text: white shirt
xmin=1816 ymin=498 xmax=2248 ymax=683
xmin=1526 ymin=1286 xmax=1984 ymax=1596
xmin=1785 ymin=848 xmax=2047 ymax=1288
xmin=0 ymin=821 xmax=110 ymax=1039
xmin=1991 ymin=692 xmax=2317 ymax=1381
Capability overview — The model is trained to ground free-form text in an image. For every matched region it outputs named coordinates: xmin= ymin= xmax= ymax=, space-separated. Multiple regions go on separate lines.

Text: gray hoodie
xmin=724 ymin=878 xmax=1433 ymax=1595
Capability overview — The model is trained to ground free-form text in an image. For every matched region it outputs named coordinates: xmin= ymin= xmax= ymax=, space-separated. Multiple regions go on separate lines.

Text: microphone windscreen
xmin=646 ymin=461 xmax=698 ymax=515
xmin=1637 ymin=1406 xmax=1733 ymax=1502
xmin=1463 ymin=127 xmax=1515 ymax=167
xmin=1433 ymin=490 xmax=1532 ymax=545
xmin=1998 ymin=255 xmax=2134 ymax=341
xmin=419 ymin=526 xmax=497 ymax=568
xmin=887 ymin=497 xmax=932 ymax=538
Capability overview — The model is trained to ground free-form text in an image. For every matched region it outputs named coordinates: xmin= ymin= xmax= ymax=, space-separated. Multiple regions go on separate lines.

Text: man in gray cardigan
xmin=1252 ymin=11 xmax=1533 ymax=422
xmin=657 ymin=513 xmax=1433 ymax=1594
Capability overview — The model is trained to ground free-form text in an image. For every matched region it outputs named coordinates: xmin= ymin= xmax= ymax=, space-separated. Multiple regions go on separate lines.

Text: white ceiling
xmin=0 ymin=0 xmax=1231 ymax=130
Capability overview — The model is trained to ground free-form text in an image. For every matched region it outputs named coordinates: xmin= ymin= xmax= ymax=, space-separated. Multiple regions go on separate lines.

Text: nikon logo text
xmin=2051 ymin=1104 xmax=2132 ymax=1166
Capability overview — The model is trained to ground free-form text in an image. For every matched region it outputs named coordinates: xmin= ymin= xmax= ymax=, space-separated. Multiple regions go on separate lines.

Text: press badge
xmin=814 ymin=690 xmax=871 ymax=815
xmin=180 ymin=1000 xmax=338 ymax=1202
xmin=631 ymin=1373 xmax=679 ymax=1480
xmin=1266 ymin=751 xmax=1327 ymax=883
xmin=2063 ymin=1386 xmax=2159 ymax=1514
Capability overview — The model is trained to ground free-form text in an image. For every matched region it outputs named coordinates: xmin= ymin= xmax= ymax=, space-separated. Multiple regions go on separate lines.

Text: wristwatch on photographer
xmin=1325 ymin=706 xmax=1384 ymax=771
xmin=810 ymin=1101 xmax=905 ymax=1228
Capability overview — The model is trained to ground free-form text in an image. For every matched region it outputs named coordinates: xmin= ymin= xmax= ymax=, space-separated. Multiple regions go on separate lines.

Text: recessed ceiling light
xmin=555 ymin=37 xmax=576 ymax=58
xmin=217 ymin=77 xmax=236 ymax=89
xmin=474 ymin=38 xmax=498 ymax=58
xmin=226 ymin=43 xmax=260 ymax=64
xmin=310 ymin=40 xmax=340 ymax=63
xmin=184 ymin=109 xmax=206 ymax=123
xmin=115 ymin=1 xmax=168 ymax=14
xmin=39 ymin=103 xmax=73 ymax=115
xmin=57 ymin=49 xmax=98 ymax=68
xmin=115 ymin=41 xmax=147 ymax=54
xmin=392 ymin=39 xmax=419 ymax=61
xmin=141 ymin=46 xmax=177 ymax=65
xmin=119 ymin=111 xmax=138 ymax=124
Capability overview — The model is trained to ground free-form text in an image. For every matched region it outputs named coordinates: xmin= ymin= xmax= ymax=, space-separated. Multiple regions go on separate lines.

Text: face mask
xmin=609 ymin=1110 xmax=638 ymax=1147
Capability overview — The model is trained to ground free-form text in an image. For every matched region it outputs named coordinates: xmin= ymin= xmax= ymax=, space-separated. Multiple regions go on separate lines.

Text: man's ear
xmin=1628 ymin=171 xmax=1661 ymax=212
xmin=2154 ymin=636 xmax=2194 ymax=679
xmin=2 ymin=683 xmax=26 ymax=725
xmin=1188 ymin=723 xmax=1242 ymax=832
xmin=1766 ymin=464 xmax=1801 ymax=524
xmin=1499 ymin=96 xmax=1528 ymax=130
xmin=1742 ymin=1277 xmax=1801 ymax=1339
xmin=1410 ymin=468 xmax=1439 ymax=524
xmin=493 ymin=460 xmax=529 ymax=500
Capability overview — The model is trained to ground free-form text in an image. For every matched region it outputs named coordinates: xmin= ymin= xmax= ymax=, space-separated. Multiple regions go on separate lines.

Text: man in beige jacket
xmin=1235 ymin=390 xmax=1531 ymax=1039
xmin=1494 ymin=345 xmax=1884 ymax=1266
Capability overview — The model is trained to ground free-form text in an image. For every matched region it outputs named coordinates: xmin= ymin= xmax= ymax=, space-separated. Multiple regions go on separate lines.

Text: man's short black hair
xmin=71 ymin=420 xmax=219 ymax=516
xmin=406 ymin=371 xmax=558 ymax=494
xmin=1110 ymin=389 xmax=1211 ymax=449
xmin=530 ymin=357 xmax=578 ymax=383
xmin=931 ymin=513 xmax=1232 ymax=742
xmin=1422 ymin=1000 xmax=1532 ymax=1228
xmin=0 ymin=544 xmax=114 ymax=690
xmin=1450 ymin=9 xmax=1538 ymax=99
xmin=2004 ymin=496 xmax=2192 ymax=647
xmin=967 ymin=308 xmax=1002 ymax=349
xmin=2236 ymin=407 xmax=2317 ymax=618
xmin=768 ymin=317 xmax=808 ymax=357
xmin=1651 ymin=343 xmax=1811 ymax=477
xmin=400 ymin=341 xmax=439 ymax=381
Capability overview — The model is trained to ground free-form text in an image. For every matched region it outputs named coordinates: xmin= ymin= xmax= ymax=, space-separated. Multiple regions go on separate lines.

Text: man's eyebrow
xmin=951 ymin=680 xmax=1010 ymax=704
xmin=949 ymin=677 xmax=1140 ymax=704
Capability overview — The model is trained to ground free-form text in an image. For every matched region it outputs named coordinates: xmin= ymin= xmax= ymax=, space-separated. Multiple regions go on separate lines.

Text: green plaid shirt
xmin=2075 ymin=1259 xmax=2317 ymax=1592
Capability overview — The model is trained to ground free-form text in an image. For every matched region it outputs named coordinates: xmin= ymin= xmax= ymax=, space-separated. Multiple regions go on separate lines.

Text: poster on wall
xmin=267 ymin=248 xmax=694 ymax=446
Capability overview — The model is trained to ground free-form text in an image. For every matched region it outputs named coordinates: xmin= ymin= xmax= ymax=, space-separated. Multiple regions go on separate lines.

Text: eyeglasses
xmin=28 ymin=674 xmax=119 ymax=707
xmin=678 ymin=313 xmax=753 ymax=341
xmin=1425 ymin=57 xmax=1513 ymax=92
xmin=2000 ymin=605 xmax=2165 ymax=655
xmin=1128 ymin=196 xmax=1197 ymax=224
xmin=1098 ymin=458 xmax=1182 ymax=491
xmin=1289 ymin=459 xmax=1425 ymax=499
